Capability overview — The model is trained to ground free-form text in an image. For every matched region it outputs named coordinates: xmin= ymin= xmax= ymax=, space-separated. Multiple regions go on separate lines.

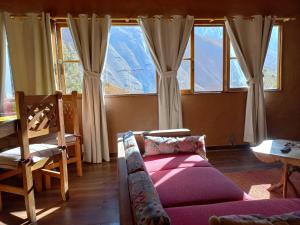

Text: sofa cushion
xmin=144 ymin=153 xmax=211 ymax=172
xmin=165 ymin=199 xmax=300 ymax=225
xmin=150 ymin=167 xmax=246 ymax=207
xmin=128 ymin=171 xmax=171 ymax=225
xmin=143 ymin=135 xmax=206 ymax=158
xmin=123 ymin=132 xmax=145 ymax=174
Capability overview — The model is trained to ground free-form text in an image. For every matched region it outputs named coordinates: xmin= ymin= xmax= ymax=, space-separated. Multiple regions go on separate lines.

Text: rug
xmin=225 ymin=168 xmax=300 ymax=200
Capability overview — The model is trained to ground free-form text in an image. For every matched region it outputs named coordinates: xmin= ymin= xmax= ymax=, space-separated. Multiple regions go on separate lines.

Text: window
xmin=0 ymin=39 xmax=15 ymax=121
xmin=229 ymin=25 xmax=281 ymax=90
xmin=58 ymin=26 xmax=83 ymax=94
xmin=194 ymin=26 xmax=224 ymax=92
xmin=102 ymin=26 xmax=156 ymax=94
xmin=55 ymin=21 xmax=282 ymax=95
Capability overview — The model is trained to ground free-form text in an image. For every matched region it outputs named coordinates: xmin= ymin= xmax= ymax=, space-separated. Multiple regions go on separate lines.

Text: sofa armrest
xmin=117 ymin=133 xmax=134 ymax=225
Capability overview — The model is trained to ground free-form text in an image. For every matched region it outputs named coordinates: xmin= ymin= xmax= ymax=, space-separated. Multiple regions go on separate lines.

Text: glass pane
xmin=230 ymin=26 xmax=279 ymax=89
xmin=263 ymin=26 xmax=279 ymax=89
xmin=178 ymin=59 xmax=191 ymax=90
xmin=61 ymin=27 xmax=80 ymax=61
xmin=63 ymin=62 xmax=83 ymax=93
xmin=194 ymin=26 xmax=223 ymax=92
xmin=230 ymin=59 xmax=248 ymax=88
xmin=0 ymin=39 xmax=16 ymax=119
xmin=178 ymin=39 xmax=191 ymax=90
xmin=102 ymin=26 xmax=156 ymax=94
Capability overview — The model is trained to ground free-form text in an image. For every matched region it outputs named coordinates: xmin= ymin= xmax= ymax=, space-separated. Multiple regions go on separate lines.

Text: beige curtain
xmin=0 ymin=13 xmax=5 ymax=103
xmin=225 ymin=15 xmax=274 ymax=144
xmin=138 ymin=15 xmax=194 ymax=129
xmin=67 ymin=14 xmax=110 ymax=163
xmin=4 ymin=12 xmax=55 ymax=95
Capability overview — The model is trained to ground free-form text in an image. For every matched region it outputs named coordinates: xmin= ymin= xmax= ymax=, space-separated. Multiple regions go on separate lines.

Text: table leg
xmin=283 ymin=163 xmax=289 ymax=198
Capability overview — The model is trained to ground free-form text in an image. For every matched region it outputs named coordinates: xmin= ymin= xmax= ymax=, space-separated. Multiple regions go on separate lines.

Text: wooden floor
xmin=0 ymin=149 xmax=280 ymax=225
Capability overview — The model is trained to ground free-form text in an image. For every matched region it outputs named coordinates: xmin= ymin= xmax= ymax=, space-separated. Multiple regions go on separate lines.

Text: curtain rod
xmin=8 ymin=15 xmax=296 ymax=22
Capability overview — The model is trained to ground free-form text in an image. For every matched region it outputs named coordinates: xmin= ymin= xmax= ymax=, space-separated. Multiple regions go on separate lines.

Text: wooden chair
xmin=41 ymin=91 xmax=82 ymax=190
xmin=0 ymin=91 xmax=69 ymax=223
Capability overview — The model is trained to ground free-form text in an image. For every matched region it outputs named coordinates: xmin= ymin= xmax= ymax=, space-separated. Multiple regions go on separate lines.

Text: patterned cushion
xmin=143 ymin=135 xmax=206 ymax=158
xmin=0 ymin=144 xmax=62 ymax=168
xmin=128 ymin=171 xmax=171 ymax=225
xmin=123 ymin=131 xmax=145 ymax=174
xmin=209 ymin=211 xmax=300 ymax=225
xmin=126 ymin=146 xmax=146 ymax=174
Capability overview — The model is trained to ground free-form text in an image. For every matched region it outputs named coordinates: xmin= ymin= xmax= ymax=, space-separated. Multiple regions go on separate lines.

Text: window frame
xmin=53 ymin=20 xmax=283 ymax=95
xmin=226 ymin=24 xmax=283 ymax=92
xmin=55 ymin=22 xmax=82 ymax=94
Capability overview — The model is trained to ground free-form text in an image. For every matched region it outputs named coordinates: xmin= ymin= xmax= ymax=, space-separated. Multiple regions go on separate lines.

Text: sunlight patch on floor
xmin=248 ymin=184 xmax=271 ymax=199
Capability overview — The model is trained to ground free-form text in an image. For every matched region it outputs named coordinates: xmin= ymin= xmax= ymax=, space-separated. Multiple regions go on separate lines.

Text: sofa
xmin=118 ymin=129 xmax=300 ymax=225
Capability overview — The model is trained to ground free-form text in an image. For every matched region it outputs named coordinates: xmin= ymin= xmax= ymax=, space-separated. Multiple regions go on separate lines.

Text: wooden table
xmin=252 ymin=139 xmax=300 ymax=198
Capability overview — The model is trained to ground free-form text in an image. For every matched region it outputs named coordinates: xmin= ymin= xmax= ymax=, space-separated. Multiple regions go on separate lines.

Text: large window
xmin=229 ymin=25 xmax=281 ymax=90
xmin=55 ymin=22 xmax=282 ymax=95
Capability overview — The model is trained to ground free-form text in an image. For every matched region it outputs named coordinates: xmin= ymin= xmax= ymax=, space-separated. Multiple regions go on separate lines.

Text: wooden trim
xmin=55 ymin=22 xmax=68 ymax=93
xmin=0 ymin=184 xmax=24 ymax=195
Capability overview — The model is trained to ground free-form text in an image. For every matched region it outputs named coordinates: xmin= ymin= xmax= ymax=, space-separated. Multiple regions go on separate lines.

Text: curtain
xmin=138 ymin=15 xmax=194 ymax=129
xmin=67 ymin=14 xmax=110 ymax=163
xmin=0 ymin=13 xmax=5 ymax=104
xmin=225 ymin=15 xmax=274 ymax=144
xmin=4 ymin=12 xmax=55 ymax=95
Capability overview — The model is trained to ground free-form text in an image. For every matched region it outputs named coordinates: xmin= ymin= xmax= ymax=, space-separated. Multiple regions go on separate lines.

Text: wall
xmin=1 ymin=0 xmax=299 ymax=153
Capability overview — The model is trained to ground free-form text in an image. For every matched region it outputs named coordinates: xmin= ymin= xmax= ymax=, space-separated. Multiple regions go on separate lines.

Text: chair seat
xmin=0 ymin=144 xmax=62 ymax=168
xmin=31 ymin=133 xmax=78 ymax=145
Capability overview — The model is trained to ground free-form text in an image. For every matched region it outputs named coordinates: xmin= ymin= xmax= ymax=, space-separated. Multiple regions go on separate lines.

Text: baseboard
xmin=206 ymin=144 xmax=250 ymax=151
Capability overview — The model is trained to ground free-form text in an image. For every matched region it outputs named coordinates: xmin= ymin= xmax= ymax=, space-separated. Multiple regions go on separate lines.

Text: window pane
xmin=0 ymin=39 xmax=16 ymax=120
xmin=229 ymin=26 xmax=280 ymax=90
xmin=178 ymin=60 xmax=191 ymax=90
xmin=61 ymin=28 xmax=80 ymax=61
xmin=230 ymin=58 xmax=248 ymax=88
xmin=63 ymin=62 xmax=83 ymax=93
xmin=263 ymin=26 xmax=279 ymax=89
xmin=194 ymin=26 xmax=223 ymax=92
xmin=103 ymin=26 xmax=156 ymax=94
xmin=178 ymin=39 xmax=191 ymax=90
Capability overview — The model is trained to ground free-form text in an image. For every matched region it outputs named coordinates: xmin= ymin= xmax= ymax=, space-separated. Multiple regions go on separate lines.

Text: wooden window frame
xmin=225 ymin=24 xmax=283 ymax=92
xmin=55 ymin=21 xmax=82 ymax=94
xmin=53 ymin=19 xmax=283 ymax=95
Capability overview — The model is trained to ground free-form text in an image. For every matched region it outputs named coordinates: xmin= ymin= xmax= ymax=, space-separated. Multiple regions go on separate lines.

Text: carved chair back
xmin=15 ymin=91 xmax=65 ymax=160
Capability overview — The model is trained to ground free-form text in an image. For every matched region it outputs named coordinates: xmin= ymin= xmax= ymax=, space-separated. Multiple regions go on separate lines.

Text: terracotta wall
xmin=1 ymin=0 xmax=300 ymax=153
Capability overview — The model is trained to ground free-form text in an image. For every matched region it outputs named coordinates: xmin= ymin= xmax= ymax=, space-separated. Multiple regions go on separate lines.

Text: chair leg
xmin=33 ymin=171 xmax=43 ymax=193
xmin=75 ymin=140 xmax=83 ymax=177
xmin=44 ymin=165 xmax=51 ymax=190
xmin=0 ymin=192 xmax=2 ymax=211
xmin=22 ymin=163 xmax=36 ymax=223
xmin=59 ymin=150 xmax=69 ymax=201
